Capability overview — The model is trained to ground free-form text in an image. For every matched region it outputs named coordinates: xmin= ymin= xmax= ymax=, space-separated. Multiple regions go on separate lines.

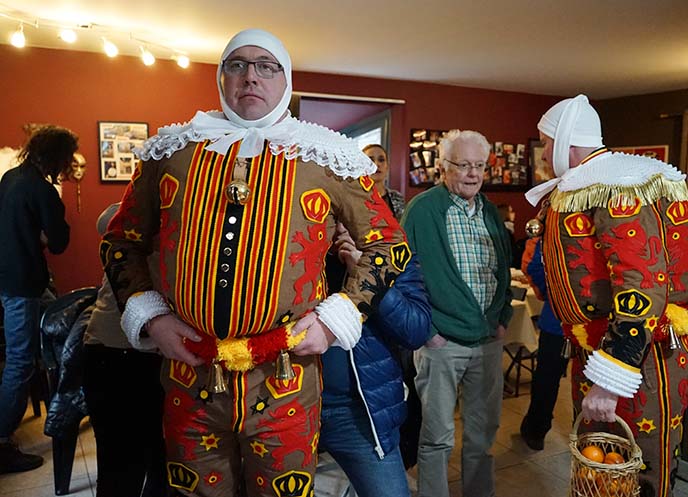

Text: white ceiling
xmin=1 ymin=0 xmax=687 ymax=99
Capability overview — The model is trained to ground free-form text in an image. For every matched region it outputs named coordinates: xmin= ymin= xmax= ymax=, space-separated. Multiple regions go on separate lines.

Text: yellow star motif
xmin=671 ymin=414 xmax=683 ymax=430
xmin=637 ymin=418 xmax=657 ymax=434
xmin=364 ymin=229 xmax=383 ymax=243
xmin=579 ymin=381 xmax=591 ymax=396
xmin=200 ymin=434 xmax=220 ymax=451
xmin=645 ymin=315 xmax=659 ymax=332
xmin=124 ymin=228 xmax=142 ymax=241
xmin=250 ymin=440 xmax=269 ymax=458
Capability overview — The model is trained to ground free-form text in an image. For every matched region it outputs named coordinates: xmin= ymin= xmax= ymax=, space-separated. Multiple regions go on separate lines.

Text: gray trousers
xmin=414 ymin=338 xmax=503 ymax=497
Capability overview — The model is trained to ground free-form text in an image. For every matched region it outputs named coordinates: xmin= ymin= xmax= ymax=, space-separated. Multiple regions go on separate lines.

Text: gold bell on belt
xmin=668 ymin=324 xmax=683 ymax=351
xmin=207 ymin=358 xmax=228 ymax=393
xmin=274 ymin=349 xmax=296 ymax=381
xmin=561 ymin=337 xmax=572 ymax=359
xmin=226 ymin=179 xmax=251 ymax=205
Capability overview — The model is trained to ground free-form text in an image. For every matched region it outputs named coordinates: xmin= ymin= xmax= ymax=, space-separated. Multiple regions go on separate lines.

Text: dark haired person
xmin=363 ymin=144 xmax=405 ymax=219
xmin=0 ymin=125 xmax=78 ymax=473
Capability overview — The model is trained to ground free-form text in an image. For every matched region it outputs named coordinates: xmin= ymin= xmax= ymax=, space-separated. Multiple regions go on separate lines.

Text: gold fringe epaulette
xmin=549 ymin=174 xmax=688 ymax=212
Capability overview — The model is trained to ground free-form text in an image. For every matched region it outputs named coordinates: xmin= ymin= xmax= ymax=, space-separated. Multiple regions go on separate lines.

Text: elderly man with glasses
xmin=401 ymin=129 xmax=513 ymax=497
xmin=101 ymin=29 xmax=408 ymax=497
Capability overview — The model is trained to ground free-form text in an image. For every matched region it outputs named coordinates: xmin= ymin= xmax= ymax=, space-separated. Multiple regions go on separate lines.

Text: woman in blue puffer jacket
xmin=319 ymin=223 xmax=431 ymax=497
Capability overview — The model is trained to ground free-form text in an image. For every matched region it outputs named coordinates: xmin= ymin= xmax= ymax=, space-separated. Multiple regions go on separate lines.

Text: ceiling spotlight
xmin=176 ymin=55 xmax=190 ymax=69
xmin=59 ymin=28 xmax=77 ymax=43
xmin=140 ymin=47 xmax=155 ymax=66
xmin=10 ymin=24 xmax=25 ymax=48
xmin=102 ymin=38 xmax=118 ymax=57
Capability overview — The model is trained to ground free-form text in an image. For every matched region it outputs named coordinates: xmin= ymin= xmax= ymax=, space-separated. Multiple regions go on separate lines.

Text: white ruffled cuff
xmin=316 ymin=293 xmax=362 ymax=350
xmin=121 ymin=291 xmax=171 ymax=350
xmin=583 ymin=350 xmax=643 ymax=398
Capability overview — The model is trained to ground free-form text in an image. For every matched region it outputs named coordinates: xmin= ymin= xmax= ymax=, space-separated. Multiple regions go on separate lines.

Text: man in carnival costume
xmin=526 ymin=94 xmax=688 ymax=497
xmin=101 ymin=29 xmax=409 ymax=497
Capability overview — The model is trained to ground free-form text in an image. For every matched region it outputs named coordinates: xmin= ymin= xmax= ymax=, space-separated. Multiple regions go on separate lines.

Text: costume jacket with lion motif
xmin=101 ymin=139 xmax=410 ymax=344
xmin=542 ymin=148 xmax=688 ymax=371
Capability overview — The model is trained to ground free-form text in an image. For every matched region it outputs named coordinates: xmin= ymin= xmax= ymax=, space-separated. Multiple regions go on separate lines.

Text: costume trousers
xmin=414 ymin=338 xmax=503 ymax=497
xmin=571 ymin=338 xmax=688 ymax=497
xmin=319 ymin=402 xmax=410 ymax=497
xmin=161 ymin=354 xmax=321 ymax=497
xmin=522 ymin=332 xmax=568 ymax=439
xmin=0 ymin=294 xmax=41 ymax=439
xmin=82 ymin=344 xmax=167 ymax=497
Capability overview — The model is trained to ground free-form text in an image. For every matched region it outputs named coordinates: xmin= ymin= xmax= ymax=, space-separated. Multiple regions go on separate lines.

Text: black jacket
xmin=0 ymin=164 xmax=69 ymax=297
xmin=43 ymin=289 xmax=97 ymax=438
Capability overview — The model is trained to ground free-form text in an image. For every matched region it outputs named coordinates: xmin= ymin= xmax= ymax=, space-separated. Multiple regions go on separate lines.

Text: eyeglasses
xmin=222 ymin=58 xmax=284 ymax=79
xmin=444 ymin=158 xmax=487 ymax=172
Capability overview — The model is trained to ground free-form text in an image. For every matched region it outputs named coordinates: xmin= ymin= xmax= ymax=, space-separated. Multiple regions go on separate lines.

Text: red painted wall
xmin=1 ymin=45 xmax=559 ymax=293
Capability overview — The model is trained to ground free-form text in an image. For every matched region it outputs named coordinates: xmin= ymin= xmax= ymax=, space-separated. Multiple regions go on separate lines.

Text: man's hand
xmin=425 ymin=334 xmax=447 ymax=349
xmin=147 ymin=314 xmax=204 ymax=366
xmin=290 ymin=312 xmax=336 ymax=355
xmin=496 ymin=324 xmax=507 ymax=340
xmin=333 ymin=222 xmax=361 ymax=272
xmin=582 ymin=384 xmax=619 ymax=423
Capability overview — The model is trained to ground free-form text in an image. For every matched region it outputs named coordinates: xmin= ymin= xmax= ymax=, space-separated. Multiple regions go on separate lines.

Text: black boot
xmin=0 ymin=441 xmax=44 ymax=474
xmin=520 ymin=417 xmax=545 ymax=451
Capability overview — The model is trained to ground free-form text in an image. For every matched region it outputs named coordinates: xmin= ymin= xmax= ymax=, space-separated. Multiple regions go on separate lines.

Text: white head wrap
xmin=216 ymin=29 xmax=292 ymax=129
xmin=525 ymin=94 xmax=604 ymax=206
xmin=176 ymin=29 xmax=295 ymax=158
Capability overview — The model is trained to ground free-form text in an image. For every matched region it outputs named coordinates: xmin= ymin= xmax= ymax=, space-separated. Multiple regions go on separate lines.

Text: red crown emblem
xmin=608 ymin=197 xmax=641 ymax=218
xmin=564 ymin=212 xmax=595 ymax=237
xmin=300 ymin=189 xmax=331 ymax=223
xmin=666 ymin=201 xmax=688 ymax=225
xmin=359 ymin=175 xmax=374 ymax=192
xmin=159 ymin=174 xmax=180 ymax=209
xmin=170 ymin=360 xmax=197 ymax=388
xmin=265 ymin=364 xmax=304 ymax=399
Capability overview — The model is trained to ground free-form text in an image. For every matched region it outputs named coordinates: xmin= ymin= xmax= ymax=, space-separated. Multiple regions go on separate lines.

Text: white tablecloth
xmin=506 ymin=301 xmax=539 ymax=351
xmin=506 ymin=277 xmax=543 ymax=352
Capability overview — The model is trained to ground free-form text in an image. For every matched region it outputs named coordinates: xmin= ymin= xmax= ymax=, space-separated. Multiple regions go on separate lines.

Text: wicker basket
xmin=569 ymin=413 xmax=642 ymax=497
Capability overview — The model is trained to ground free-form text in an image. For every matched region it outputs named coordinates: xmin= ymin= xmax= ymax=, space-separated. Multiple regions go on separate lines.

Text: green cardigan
xmin=401 ymin=185 xmax=513 ymax=346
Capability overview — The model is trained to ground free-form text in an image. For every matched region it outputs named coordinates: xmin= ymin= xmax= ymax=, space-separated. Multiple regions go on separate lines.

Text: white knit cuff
xmin=315 ymin=293 xmax=362 ymax=350
xmin=583 ymin=349 xmax=643 ymax=398
xmin=121 ymin=291 xmax=171 ymax=350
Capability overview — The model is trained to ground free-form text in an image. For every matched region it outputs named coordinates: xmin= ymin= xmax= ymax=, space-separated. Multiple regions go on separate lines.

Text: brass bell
xmin=274 ymin=349 xmax=296 ymax=381
xmin=226 ymin=179 xmax=251 ymax=205
xmin=668 ymin=324 xmax=683 ymax=351
xmin=207 ymin=358 xmax=228 ymax=394
xmin=560 ymin=337 xmax=572 ymax=360
xmin=525 ymin=218 xmax=544 ymax=238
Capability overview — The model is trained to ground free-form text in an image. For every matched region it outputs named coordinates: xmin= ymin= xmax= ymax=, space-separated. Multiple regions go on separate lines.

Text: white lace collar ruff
xmin=557 ymin=151 xmax=685 ymax=191
xmin=135 ymin=111 xmax=376 ymax=180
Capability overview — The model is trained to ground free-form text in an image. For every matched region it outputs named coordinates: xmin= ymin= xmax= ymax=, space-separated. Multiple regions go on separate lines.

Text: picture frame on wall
xmin=409 ymin=128 xmax=446 ymax=187
xmin=482 ymin=141 xmax=529 ymax=191
xmin=612 ymin=145 xmax=669 ymax=162
xmin=529 ymin=138 xmax=554 ymax=186
xmin=98 ymin=121 xmax=149 ymax=182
